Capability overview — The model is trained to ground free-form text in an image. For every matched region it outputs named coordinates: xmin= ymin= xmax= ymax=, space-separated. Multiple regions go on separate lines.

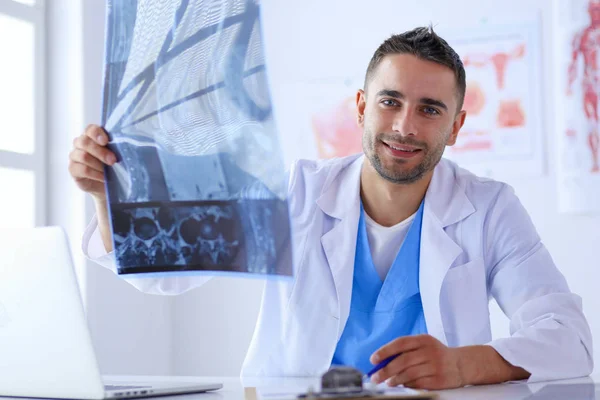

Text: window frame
xmin=0 ymin=0 xmax=46 ymax=226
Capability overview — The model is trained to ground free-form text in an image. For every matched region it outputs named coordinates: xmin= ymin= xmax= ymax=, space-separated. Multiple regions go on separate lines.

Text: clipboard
xmin=244 ymin=366 xmax=439 ymax=400
xmin=244 ymin=387 xmax=438 ymax=400
xmin=299 ymin=393 xmax=437 ymax=400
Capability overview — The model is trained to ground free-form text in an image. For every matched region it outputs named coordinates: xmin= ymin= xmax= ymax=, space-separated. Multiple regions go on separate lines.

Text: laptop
xmin=0 ymin=226 xmax=222 ymax=399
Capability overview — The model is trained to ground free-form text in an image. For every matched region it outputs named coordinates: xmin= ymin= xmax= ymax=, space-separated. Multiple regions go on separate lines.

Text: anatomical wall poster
xmin=443 ymin=20 xmax=545 ymax=179
xmin=555 ymin=0 xmax=600 ymax=213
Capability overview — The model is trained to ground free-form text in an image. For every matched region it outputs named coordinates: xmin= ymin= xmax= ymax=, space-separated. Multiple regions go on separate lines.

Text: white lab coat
xmin=83 ymin=154 xmax=594 ymax=382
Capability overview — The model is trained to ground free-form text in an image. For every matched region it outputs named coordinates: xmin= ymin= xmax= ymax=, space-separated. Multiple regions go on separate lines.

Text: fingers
xmin=385 ymin=363 xmax=435 ymax=388
xmin=69 ymin=149 xmax=104 ymax=173
xmin=403 ymin=377 xmax=439 ymax=390
xmin=370 ymin=350 xmax=430 ymax=384
xmin=371 ymin=334 xmax=429 ymax=365
xmin=69 ymin=161 xmax=105 ymax=183
xmin=68 ymin=125 xmax=115 ymax=197
xmin=402 ymin=373 xmax=458 ymax=391
xmin=85 ymin=124 xmax=109 ymax=146
xmin=73 ymin=125 xmax=116 ymax=166
xmin=72 ymin=135 xmax=116 ymax=165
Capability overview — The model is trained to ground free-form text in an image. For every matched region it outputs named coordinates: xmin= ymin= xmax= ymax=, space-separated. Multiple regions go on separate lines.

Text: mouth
xmin=382 ymin=141 xmax=423 ymax=158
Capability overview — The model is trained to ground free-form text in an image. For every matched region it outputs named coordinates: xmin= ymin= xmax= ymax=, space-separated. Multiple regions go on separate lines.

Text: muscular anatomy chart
xmin=443 ymin=22 xmax=544 ymax=178
xmin=566 ymin=0 xmax=600 ymax=173
xmin=557 ymin=0 xmax=600 ymax=213
xmin=101 ymin=0 xmax=293 ymax=276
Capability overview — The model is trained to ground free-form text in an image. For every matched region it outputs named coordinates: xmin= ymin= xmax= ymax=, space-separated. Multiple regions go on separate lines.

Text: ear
xmin=446 ymin=110 xmax=466 ymax=146
xmin=356 ymin=89 xmax=366 ymax=127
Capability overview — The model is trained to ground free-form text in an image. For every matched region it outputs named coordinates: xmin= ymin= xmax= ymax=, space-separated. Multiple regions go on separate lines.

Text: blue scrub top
xmin=331 ymin=201 xmax=428 ymax=373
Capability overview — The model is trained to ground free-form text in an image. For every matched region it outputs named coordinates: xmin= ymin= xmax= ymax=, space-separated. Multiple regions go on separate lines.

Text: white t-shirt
xmin=364 ymin=211 xmax=416 ymax=282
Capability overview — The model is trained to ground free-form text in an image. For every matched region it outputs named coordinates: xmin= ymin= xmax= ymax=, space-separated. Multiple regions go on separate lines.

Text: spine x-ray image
xmin=100 ymin=0 xmax=292 ymax=277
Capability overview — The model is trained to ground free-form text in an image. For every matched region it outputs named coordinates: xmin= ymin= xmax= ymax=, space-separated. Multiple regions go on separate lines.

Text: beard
xmin=363 ymin=130 xmax=449 ymax=184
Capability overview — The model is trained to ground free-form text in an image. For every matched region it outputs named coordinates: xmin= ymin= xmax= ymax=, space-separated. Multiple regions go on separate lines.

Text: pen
xmin=365 ymin=354 xmax=401 ymax=379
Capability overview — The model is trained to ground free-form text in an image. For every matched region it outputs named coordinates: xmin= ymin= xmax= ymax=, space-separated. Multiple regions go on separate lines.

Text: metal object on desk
xmin=297 ymin=367 xmax=382 ymax=399
xmin=295 ymin=366 xmax=437 ymax=400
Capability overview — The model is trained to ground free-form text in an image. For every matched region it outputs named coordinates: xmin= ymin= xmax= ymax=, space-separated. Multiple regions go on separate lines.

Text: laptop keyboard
xmin=105 ymin=385 xmax=152 ymax=391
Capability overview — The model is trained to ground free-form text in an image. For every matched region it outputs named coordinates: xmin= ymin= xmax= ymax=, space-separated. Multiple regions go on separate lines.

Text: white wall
xmin=59 ymin=0 xmax=600 ymax=376
xmin=172 ymin=278 xmax=264 ymax=376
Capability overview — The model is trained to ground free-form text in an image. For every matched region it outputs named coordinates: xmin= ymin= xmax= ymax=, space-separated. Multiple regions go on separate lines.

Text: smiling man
xmin=75 ymin=26 xmax=593 ymax=389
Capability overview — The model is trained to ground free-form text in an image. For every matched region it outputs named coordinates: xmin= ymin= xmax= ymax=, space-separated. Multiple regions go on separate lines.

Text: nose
xmin=391 ymin=107 xmax=417 ymax=137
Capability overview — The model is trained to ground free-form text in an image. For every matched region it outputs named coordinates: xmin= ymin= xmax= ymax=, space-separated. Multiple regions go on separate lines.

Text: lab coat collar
xmin=424 ymin=158 xmax=476 ymax=228
xmin=316 ymin=154 xmax=364 ymax=219
xmin=315 ymin=155 xmax=475 ymax=225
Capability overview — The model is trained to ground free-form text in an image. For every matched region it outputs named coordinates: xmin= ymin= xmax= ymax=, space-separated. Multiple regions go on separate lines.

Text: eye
xmin=381 ymin=99 xmax=399 ymax=107
xmin=422 ymin=106 xmax=440 ymax=115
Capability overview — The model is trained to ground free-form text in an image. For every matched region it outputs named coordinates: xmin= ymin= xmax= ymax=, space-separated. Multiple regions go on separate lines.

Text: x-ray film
xmin=100 ymin=0 xmax=292 ymax=277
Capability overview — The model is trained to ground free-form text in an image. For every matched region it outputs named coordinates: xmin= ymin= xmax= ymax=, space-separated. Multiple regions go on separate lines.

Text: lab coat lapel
xmin=317 ymin=155 xmax=364 ymax=339
xmin=419 ymin=160 xmax=475 ymax=345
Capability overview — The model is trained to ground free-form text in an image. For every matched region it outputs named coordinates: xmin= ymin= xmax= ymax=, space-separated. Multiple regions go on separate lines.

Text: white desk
xmin=105 ymin=372 xmax=600 ymax=400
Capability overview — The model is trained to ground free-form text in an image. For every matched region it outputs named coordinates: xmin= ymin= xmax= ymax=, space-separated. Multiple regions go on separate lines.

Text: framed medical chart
xmin=554 ymin=0 xmax=600 ymax=214
xmin=442 ymin=18 xmax=545 ymax=179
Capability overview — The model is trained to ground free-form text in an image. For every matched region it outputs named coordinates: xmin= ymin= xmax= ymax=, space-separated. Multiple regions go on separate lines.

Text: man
xmin=70 ymin=27 xmax=593 ymax=389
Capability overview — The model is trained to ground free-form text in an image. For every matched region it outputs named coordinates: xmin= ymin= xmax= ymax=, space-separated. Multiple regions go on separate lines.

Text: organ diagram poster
xmin=100 ymin=0 xmax=293 ymax=276
xmin=555 ymin=0 xmax=600 ymax=214
xmin=443 ymin=20 xmax=545 ymax=179
xmin=293 ymin=78 xmax=363 ymax=160
xmin=311 ymin=82 xmax=362 ymax=159
xmin=266 ymin=77 xmax=364 ymax=162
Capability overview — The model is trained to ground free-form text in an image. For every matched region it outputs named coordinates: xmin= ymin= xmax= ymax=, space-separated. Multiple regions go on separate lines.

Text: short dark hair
xmin=364 ymin=26 xmax=466 ymax=111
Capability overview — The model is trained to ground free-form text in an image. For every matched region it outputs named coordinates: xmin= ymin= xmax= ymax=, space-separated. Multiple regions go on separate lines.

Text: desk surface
xmin=103 ymin=373 xmax=600 ymax=400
